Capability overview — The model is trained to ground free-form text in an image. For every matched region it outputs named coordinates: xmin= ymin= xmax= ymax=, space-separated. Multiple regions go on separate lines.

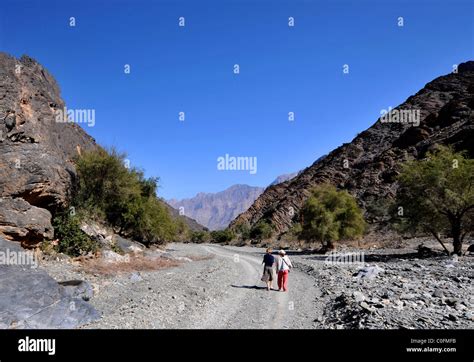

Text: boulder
xmin=354 ymin=265 xmax=384 ymax=280
xmin=0 ymin=237 xmax=100 ymax=328
xmin=114 ymin=235 xmax=145 ymax=254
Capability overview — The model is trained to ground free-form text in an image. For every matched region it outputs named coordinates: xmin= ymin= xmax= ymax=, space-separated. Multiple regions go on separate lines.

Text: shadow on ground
xmin=231 ymin=285 xmax=268 ymax=290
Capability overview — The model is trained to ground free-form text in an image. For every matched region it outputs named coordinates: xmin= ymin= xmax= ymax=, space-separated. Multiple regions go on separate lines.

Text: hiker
xmin=261 ymin=248 xmax=275 ymax=291
xmin=276 ymin=250 xmax=293 ymax=292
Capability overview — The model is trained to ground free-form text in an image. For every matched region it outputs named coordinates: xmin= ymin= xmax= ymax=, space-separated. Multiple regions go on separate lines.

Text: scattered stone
xmin=400 ymin=293 xmax=416 ymax=300
xmin=447 ymin=314 xmax=457 ymax=322
xmin=130 ymin=272 xmax=142 ymax=283
xmin=444 ymin=298 xmax=458 ymax=307
xmin=353 ymin=265 xmax=384 ymax=280
xmin=101 ymin=250 xmax=129 ymax=263
xmin=353 ymin=291 xmax=366 ymax=302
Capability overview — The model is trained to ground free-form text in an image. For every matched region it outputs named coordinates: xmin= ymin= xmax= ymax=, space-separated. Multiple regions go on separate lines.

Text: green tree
xmin=395 ymin=146 xmax=474 ymax=255
xmin=299 ymin=184 xmax=366 ymax=249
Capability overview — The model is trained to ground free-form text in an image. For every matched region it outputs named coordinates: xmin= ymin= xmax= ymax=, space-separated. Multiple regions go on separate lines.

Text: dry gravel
xmin=39 ymin=241 xmax=474 ymax=329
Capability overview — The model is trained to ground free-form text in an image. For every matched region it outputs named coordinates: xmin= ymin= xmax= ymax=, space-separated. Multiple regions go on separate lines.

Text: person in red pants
xmin=276 ymin=250 xmax=293 ymax=292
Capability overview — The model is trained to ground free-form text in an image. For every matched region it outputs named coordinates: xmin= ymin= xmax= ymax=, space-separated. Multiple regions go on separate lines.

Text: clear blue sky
xmin=1 ymin=0 xmax=473 ymax=199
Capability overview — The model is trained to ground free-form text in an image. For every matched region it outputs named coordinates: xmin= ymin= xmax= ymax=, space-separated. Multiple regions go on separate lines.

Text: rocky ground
xmin=37 ymin=239 xmax=474 ymax=329
xmin=293 ymin=240 xmax=474 ymax=329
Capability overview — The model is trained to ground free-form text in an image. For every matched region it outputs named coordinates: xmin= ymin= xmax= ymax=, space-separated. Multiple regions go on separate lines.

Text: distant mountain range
xmin=167 ymin=173 xmax=299 ymax=230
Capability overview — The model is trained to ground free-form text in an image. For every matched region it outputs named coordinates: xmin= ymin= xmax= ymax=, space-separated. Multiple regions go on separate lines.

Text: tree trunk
xmin=452 ymin=219 xmax=463 ymax=256
xmin=326 ymin=240 xmax=335 ymax=251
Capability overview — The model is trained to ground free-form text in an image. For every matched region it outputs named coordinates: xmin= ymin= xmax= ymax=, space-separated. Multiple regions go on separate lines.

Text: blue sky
xmin=1 ymin=0 xmax=473 ymax=199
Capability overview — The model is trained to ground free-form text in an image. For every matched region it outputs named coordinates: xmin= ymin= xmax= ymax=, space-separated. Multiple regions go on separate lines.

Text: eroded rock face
xmin=230 ymin=61 xmax=474 ymax=238
xmin=0 ymin=237 xmax=100 ymax=328
xmin=0 ymin=52 xmax=97 ymax=246
xmin=0 ymin=198 xmax=53 ymax=247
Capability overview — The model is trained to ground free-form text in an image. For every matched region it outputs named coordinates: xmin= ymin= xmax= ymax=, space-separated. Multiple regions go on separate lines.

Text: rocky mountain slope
xmin=230 ymin=62 xmax=474 ymax=238
xmin=268 ymin=171 xmax=299 ymax=186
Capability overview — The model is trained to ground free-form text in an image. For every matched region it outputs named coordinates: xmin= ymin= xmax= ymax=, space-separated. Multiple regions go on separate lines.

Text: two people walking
xmin=261 ymin=248 xmax=293 ymax=292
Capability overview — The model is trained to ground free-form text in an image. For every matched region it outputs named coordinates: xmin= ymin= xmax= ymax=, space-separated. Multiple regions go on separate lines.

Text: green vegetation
xmin=299 ymin=184 xmax=366 ymax=249
xmin=74 ymin=148 xmax=183 ymax=245
xmin=51 ymin=147 xmax=189 ymax=255
xmin=210 ymin=229 xmax=235 ymax=243
xmin=249 ymin=220 xmax=273 ymax=240
xmin=190 ymin=230 xmax=211 ymax=243
xmin=394 ymin=146 xmax=474 ymax=255
xmin=52 ymin=212 xmax=99 ymax=257
xmin=234 ymin=222 xmax=251 ymax=240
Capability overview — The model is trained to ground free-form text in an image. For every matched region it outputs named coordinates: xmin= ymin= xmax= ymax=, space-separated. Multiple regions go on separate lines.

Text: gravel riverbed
xmin=39 ymin=241 xmax=473 ymax=329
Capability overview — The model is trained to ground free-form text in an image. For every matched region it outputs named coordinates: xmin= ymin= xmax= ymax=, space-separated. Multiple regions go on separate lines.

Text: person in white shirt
xmin=276 ymin=250 xmax=293 ymax=292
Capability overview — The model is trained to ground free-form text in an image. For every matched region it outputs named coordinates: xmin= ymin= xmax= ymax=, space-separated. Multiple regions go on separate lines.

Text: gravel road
xmin=40 ymin=241 xmax=473 ymax=329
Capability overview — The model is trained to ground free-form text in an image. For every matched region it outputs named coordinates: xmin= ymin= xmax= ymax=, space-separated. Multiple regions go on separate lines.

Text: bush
xmin=210 ymin=229 xmax=235 ymax=243
xmin=299 ymin=184 xmax=366 ymax=248
xmin=249 ymin=221 xmax=273 ymax=240
xmin=73 ymin=147 xmax=186 ymax=245
xmin=234 ymin=222 xmax=251 ymax=240
xmin=52 ymin=212 xmax=98 ymax=257
xmin=190 ymin=230 xmax=211 ymax=243
xmin=395 ymin=146 xmax=474 ymax=255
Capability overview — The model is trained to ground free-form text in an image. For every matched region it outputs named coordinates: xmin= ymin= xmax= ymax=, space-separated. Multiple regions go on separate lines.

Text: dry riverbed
xmin=39 ymin=241 xmax=474 ymax=329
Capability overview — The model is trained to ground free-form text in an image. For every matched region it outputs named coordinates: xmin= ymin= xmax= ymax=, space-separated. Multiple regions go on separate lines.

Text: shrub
xmin=72 ymin=147 xmax=186 ymax=245
xmin=190 ymin=230 xmax=211 ymax=243
xmin=299 ymin=184 xmax=366 ymax=249
xmin=52 ymin=212 xmax=98 ymax=257
xmin=249 ymin=221 xmax=273 ymax=240
xmin=210 ymin=229 xmax=235 ymax=243
xmin=234 ymin=222 xmax=251 ymax=240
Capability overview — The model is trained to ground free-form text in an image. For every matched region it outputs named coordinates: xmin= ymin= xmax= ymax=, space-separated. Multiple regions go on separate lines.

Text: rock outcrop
xmin=0 ymin=198 xmax=53 ymax=246
xmin=0 ymin=53 xmax=97 ymax=246
xmin=0 ymin=237 xmax=100 ymax=328
xmin=230 ymin=62 xmax=474 ymax=238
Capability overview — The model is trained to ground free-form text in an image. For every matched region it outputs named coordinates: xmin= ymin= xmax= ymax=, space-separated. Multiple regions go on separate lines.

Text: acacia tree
xmin=299 ymin=184 xmax=366 ymax=249
xmin=395 ymin=146 xmax=474 ymax=255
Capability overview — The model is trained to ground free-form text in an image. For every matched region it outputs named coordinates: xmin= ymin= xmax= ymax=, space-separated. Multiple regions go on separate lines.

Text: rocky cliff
xmin=0 ymin=53 xmax=98 ymax=247
xmin=0 ymin=53 xmax=203 ymax=246
xmin=230 ymin=62 xmax=474 ymax=238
